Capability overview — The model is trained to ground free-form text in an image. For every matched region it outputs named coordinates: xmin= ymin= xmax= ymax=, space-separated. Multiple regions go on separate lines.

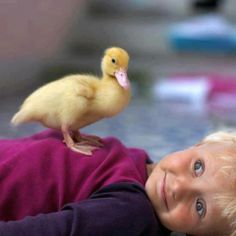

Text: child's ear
xmin=195 ymin=141 xmax=203 ymax=147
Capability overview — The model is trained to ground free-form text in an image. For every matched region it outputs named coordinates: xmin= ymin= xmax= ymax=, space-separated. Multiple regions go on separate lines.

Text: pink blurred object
xmin=154 ymin=73 xmax=236 ymax=111
xmin=208 ymin=74 xmax=236 ymax=111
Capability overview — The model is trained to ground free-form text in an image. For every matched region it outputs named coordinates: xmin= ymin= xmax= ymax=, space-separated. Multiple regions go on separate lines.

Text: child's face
xmin=145 ymin=143 xmax=232 ymax=235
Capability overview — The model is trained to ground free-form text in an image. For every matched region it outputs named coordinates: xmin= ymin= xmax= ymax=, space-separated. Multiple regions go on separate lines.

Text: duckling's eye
xmin=196 ymin=198 xmax=206 ymax=218
xmin=193 ymin=160 xmax=204 ymax=177
xmin=111 ymin=58 xmax=116 ymax=64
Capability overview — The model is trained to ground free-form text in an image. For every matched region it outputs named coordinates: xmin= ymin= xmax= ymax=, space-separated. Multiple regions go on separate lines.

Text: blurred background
xmin=1 ymin=0 xmax=236 ymax=163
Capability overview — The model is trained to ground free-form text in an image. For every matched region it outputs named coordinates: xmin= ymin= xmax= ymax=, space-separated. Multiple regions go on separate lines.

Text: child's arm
xmin=0 ymin=183 xmax=170 ymax=236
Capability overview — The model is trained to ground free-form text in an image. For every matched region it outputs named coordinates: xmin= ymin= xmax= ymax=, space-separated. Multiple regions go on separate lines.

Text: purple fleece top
xmin=0 ymin=129 xmax=149 ymax=221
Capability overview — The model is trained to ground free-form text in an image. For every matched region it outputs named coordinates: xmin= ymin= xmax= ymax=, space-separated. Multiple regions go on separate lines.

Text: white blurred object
xmin=170 ymin=14 xmax=232 ymax=37
xmin=154 ymin=76 xmax=211 ymax=106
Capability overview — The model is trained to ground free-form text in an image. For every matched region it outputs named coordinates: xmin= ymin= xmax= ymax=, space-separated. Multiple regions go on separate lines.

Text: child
xmin=0 ymin=129 xmax=235 ymax=236
xmin=146 ymin=131 xmax=236 ymax=236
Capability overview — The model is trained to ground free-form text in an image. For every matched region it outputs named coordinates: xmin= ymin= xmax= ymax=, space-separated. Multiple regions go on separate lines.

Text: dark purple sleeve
xmin=0 ymin=183 xmax=171 ymax=236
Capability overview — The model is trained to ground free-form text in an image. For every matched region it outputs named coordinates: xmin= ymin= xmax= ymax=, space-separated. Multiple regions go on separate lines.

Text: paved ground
xmin=0 ymin=90 xmax=218 ymax=162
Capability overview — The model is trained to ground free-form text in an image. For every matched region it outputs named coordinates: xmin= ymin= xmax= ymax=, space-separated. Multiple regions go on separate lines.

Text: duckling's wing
xmin=73 ymin=76 xmax=99 ymax=100
xmin=74 ymin=83 xmax=95 ymax=100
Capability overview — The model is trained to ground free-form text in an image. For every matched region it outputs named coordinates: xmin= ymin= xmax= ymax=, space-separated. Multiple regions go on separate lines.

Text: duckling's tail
xmin=11 ymin=111 xmax=28 ymax=126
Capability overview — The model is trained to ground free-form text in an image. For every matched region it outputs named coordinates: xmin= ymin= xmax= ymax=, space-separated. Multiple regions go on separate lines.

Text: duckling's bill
xmin=115 ymin=69 xmax=130 ymax=89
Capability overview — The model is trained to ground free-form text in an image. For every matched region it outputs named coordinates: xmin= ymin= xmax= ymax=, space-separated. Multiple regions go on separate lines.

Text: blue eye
xmin=194 ymin=160 xmax=204 ymax=176
xmin=196 ymin=199 xmax=206 ymax=218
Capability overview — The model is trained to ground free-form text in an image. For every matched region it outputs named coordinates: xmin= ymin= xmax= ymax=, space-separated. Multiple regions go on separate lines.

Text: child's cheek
xmin=160 ymin=205 xmax=197 ymax=232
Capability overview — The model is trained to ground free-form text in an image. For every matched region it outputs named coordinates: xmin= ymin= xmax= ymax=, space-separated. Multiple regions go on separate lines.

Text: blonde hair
xmin=200 ymin=131 xmax=236 ymax=236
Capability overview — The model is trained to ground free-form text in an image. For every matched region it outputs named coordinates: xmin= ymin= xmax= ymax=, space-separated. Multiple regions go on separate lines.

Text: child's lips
xmin=161 ymin=172 xmax=169 ymax=210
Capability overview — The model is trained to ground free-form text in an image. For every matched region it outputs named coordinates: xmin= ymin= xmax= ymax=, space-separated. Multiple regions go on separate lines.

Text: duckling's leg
xmin=61 ymin=125 xmax=99 ymax=155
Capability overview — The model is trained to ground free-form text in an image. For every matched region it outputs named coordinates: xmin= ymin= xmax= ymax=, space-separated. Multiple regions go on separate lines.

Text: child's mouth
xmin=161 ymin=172 xmax=169 ymax=210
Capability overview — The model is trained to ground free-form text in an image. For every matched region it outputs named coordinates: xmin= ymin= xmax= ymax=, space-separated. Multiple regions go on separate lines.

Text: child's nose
xmin=171 ymin=176 xmax=193 ymax=201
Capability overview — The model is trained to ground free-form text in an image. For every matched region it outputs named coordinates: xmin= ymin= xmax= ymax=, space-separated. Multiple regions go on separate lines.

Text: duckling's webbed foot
xmin=70 ymin=143 xmax=99 ymax=155
xmin=72 ymin=131 xmax=103 ymax=147
xmin=62 ymin=126 xmax=100 ymax=155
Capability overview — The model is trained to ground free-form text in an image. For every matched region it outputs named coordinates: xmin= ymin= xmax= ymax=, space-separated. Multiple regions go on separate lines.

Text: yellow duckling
xmin=11 ymin=47 xmax=131 ymax=155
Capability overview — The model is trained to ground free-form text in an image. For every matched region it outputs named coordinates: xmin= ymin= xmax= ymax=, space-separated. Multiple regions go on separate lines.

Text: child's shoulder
xmin=88 ymin=182 xmax=171 ymax=236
